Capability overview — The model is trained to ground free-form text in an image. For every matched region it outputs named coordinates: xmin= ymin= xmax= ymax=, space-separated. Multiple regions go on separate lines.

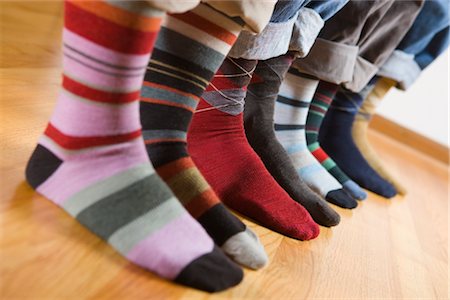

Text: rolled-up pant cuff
xmin=228 ymin=11 xmax=299 ymax=60
xmin=377 ymin=50 xmax=422 ymax=91
xmin=293 ymin=38 xmax=358 ymax=84
xmin=343 ymin=56 xmax=379 ymax=92
xmin=289 ymin=8 xmax=324 ymax=58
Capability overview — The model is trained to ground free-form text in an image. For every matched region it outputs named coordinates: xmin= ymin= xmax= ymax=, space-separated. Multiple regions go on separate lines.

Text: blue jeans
xmin=306 ymin=0 xmax=349 ymax=22
xmin=270 ymin=0 xmax=348 ymax=23
xmin=378 ymin=0 xmax=449 ymax=90
xmin=397 ymin=0 xmax=449 ymax=70
xmin=270 ymin=0 xmax=310 ymax=23
xmin=229 ymin=0 xmax=350 ymax=60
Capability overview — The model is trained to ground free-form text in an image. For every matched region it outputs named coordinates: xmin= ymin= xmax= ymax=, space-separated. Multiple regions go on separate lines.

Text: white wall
xmin=377 ymin=49 xmax=449 ymax=147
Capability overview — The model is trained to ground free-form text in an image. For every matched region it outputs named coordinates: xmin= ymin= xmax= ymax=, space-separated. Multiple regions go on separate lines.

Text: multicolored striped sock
xmin=274 ymin=69 xmax=358 ymax=209
xmin=188 ymin=58 xmax=320 ymax=241
xmin=306 ymin=81 xmax=367 ymax=200
xmin=25 ymin=1 xmax=243 ymax=292
xmin=319 ymin=85 xmax=397 ymax=198
xmin=243 ymin=54 xmax=341 ymax=227
xmin=352 ymin=77 xmax=407 ymax=195
xmin=140 ymin=5 xmax=267 ymax=269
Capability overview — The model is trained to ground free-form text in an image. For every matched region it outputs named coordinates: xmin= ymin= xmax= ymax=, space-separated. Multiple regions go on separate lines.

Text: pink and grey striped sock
xmin=25 ymin=0 xmax=242 ymax=292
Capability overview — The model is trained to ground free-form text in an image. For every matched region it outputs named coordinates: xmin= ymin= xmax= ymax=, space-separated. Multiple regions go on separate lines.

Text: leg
xmin=140 ymin=4 xmax=267 ymax=268
xmin=25 ymin=0 xmax=242 ymax=292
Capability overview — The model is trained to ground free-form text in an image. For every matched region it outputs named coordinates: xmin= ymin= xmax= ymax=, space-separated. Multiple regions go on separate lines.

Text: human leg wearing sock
xmin=291 ymin=1 xmax=423 ymax=198
xmin=319 ymin=84 xmax=397 ymax=198
xmin=25 ymin=0 xmax=243 ymax=292
xmin=229 ymin=0 xmax=348 ymax=226
xmin=352 ymin=77 xmax=407 ymax=195
xmin=140 ymin=5 xmax=267 ymax=269
xmin=188 ymin=58 xmax=320 ymax=240
xmin=306 ymin=81 xmax=367 ymax=200
xmin=368 ymin=0 xmax=450 ymax=195
xmin=244 ymin=53 xmax=340 ymax=227
xmin=274 ymin=69 xmax=357 ymax=209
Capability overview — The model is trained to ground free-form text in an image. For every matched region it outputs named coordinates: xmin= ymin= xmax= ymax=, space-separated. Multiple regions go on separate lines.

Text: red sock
xmin=188 ymin=95 xmax=320 ymax=240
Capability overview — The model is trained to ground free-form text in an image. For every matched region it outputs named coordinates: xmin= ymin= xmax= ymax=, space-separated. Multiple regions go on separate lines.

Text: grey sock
xmin=244 ymin=53 xmax=340 ymax=227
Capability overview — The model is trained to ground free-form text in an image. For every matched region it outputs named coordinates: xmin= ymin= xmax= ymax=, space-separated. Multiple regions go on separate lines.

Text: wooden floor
xmin=1 ymin=2 xmax=448 ymax=299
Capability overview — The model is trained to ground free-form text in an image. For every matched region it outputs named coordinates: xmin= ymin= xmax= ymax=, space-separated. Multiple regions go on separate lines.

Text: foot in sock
xmin=244 ymin=53 xmax=340 ymax=227
xmin=274 ymin=69 xmax=357 ymax=209
xmin=306 ymin=80 xmax=367 ymax=200
xmin=188 ymin=58 xmax=320 ymax=240
xmin=25 ymin=1 xmax=242 ymax=292
xmin=352 ymin=77 xmax=407 ymax=195
xmin=140 ymin=7 xmax=267 ymax=269
xmin=319 ymin=85 xmax=397 ymax=198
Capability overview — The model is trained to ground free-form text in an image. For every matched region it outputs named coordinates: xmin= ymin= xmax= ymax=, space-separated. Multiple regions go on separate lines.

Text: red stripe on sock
xmin=305 ymin=126 xmax=319 ymax=132
xmin=170 ymin=11 xmax=237 ymax=45
xmin=144 ymin=138 xmax=186 ymax=145
xmin=206 ymin=75 xmax=241 ymax=91
xmin=65 ymin=1 xmax=157 ymax=54
xmin=156 ymin=157 xmax=195 ymax=180
xmin=311 ymin=147 xmax=329 ymax=163
xmin=63 ymin=75 xmax=139 ymax=104
xmin=185 ymin=191 xmax=221 ymax=219
xmin=309 ymin=105 xmax=326 ymax=114
xmin=45 ymin=123 xmax=141 ymax=150
xmin=314 ymin=93 xmax=332 ymax=104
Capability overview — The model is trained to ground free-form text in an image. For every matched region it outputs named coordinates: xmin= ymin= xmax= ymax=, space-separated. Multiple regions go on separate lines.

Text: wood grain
xmin=370 ymin=114 xmax=449 ymax=165
xmin=1 ymin=2 xmax=448 ymax=299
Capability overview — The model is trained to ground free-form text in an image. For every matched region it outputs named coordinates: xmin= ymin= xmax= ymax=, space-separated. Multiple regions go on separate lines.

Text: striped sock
xmin=306 ymin=81 xmax=367 ymax=200
xmin=243 ymin=54 xmax=341 ymax=227
xmin=274 ymin=69 xmax=358 ymax=209
xmin=352 ymin=77 xmax=407 ymax=195
xmin=319 ymin=85 xmax=397 ymax=198
xmin=188 ymin=58 xmax=320 ymax=241
xmin=25 ymin=1 xmax=243 ymax=292
xmin=140 ymin=5 xmax=267 ymax=269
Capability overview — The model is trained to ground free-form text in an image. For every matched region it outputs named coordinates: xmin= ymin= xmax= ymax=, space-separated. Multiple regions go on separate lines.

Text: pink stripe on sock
xmin=126 ymin=212 xmax=214 ymax=279
xmin=63 ymin=55 xmax=145 ymax=92
xmin=63 ymin=29 xmax=150 ymax=69
xmin=50 ymin=92 xmax=140 ymax=137
xmin=37 ymin=139 xmax=149 ymax=204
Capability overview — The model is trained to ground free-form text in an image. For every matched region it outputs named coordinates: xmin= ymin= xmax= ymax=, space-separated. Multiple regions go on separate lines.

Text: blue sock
xmin=319 ymin=86 xmax=397 ymax=198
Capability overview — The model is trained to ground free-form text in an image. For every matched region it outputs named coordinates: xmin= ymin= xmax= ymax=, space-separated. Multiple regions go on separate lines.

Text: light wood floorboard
xmin=1 ymin=2 xmax=448 ymax=299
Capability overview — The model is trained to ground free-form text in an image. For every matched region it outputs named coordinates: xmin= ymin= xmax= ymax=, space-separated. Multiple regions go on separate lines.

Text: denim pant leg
xmin=415 ymin=26 xmax=450 ymax=70
xmin=305 ymin=0 xmax=348 ymax=22
xmin=378 ymin=0 xmax=450 ymax=90
xmin=229 ymin=0 xmax=319 ymax=60
xmin=270 ymin=0 xmax=311 ymax=23
xmin=286 ymin=0 xmax=350 ymax=57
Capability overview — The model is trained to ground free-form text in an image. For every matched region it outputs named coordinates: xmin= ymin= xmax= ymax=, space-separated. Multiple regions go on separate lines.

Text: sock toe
xmin=326 ymin=189 xmax=358 ymax=209
xmin=290 ymin=217 xmax=320 ymax=241
xmin=306 ymin=221 xmax=321 ymax=240
xmin=378 ymin=183 xmax=397 ymax=198
xmin=343 ymin=180 xmax=367 ymax=200
xmin=222 ymin=227 xmax=268 ymax=270
xmin=311 ymin=200 xmax=341 ymax=227
xmin=363 ymin=176 xmax=398 ymax=198
xmin=395 ymin=183 xmax=407 ymax=196
xmin=175 ymin=245 xmax=243 ymax=292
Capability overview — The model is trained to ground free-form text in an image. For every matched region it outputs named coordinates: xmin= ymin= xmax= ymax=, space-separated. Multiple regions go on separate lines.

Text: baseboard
xmin=370 ymin=115 xmax=449 ymax=165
